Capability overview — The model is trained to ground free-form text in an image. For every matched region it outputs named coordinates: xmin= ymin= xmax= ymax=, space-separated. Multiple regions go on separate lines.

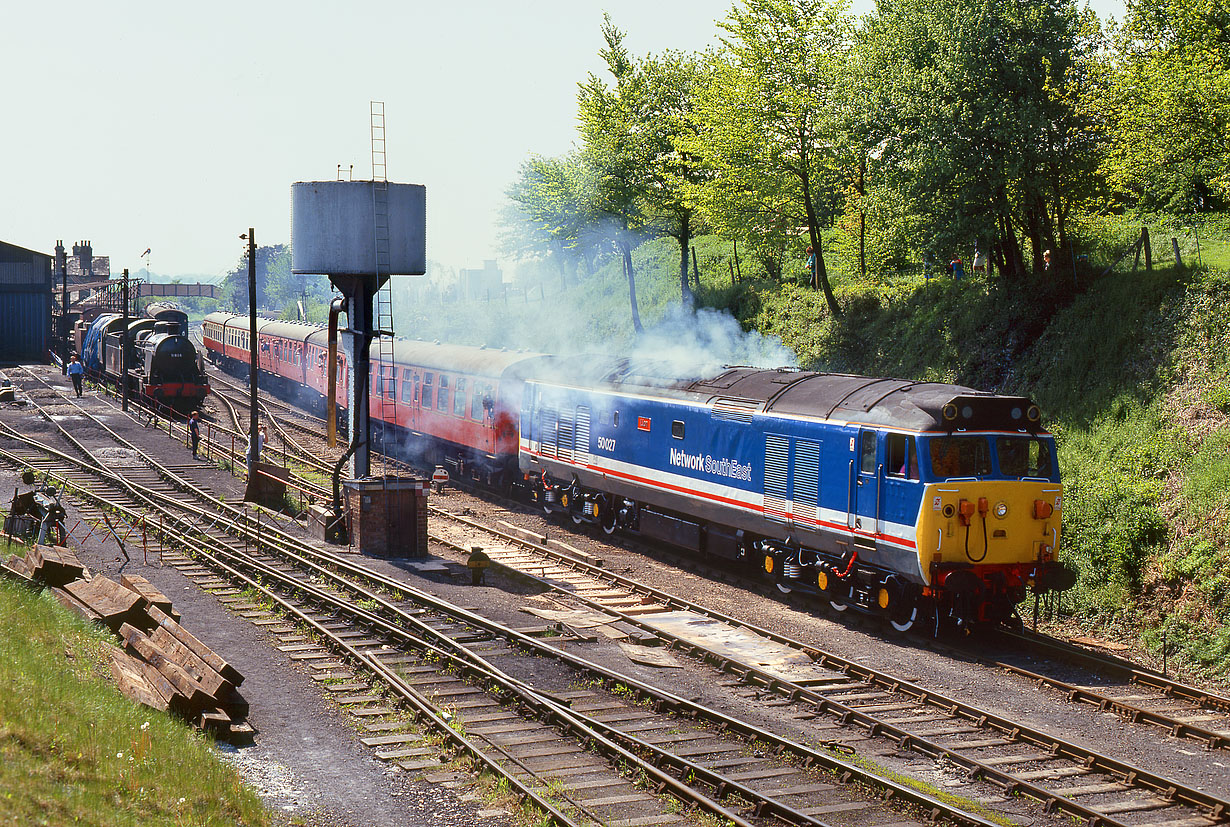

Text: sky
xmin=3 ymin=0 xmax=1125 ymax=281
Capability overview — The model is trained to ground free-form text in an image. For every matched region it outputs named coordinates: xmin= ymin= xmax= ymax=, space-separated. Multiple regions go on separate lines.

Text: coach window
xmin=453 ymin=379 xmax=467 ymax=416
xmin=437 ymin=375 xmax=451 ymax=412
xmin=400 ymin=370 xmax=413 ymax=403
xmin=886 ymin=434 xmax=918 ymax=479
xmin=470 ymin=383 xmax=486 ymax=421
xmin=383 ymin=365 xmax=395 ymax=398
xmin=421 ymin=373 xmax=434 ymax=408
xmin=859 ymin=432 xmax=877 ymax=474
xmin=671 ymin=420 xmax=685 ymax=439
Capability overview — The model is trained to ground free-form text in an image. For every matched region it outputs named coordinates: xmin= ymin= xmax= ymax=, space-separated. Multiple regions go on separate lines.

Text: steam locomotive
xmin=79 ymin=303 xmax=209 ymax=411
xmin=202 ymin=310 xmax=1075 ymax=630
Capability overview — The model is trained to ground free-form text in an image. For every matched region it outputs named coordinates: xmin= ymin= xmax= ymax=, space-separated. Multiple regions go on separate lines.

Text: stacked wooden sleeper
xmin=3 ymin=544 xmax=253 ymax=744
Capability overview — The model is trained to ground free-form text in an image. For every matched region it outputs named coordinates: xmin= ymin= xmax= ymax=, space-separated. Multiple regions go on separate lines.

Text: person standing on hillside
xmin=972 ymin=245 xmax=987 ymax=276
xmin=949 ymin=256 xmax=964 ymax=280
xmin=67 ymin=355 xmax=85 ymax=397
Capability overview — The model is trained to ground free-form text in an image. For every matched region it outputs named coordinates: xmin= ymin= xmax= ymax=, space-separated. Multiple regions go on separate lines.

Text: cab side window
xmin=886 ymin=434 xmax=919 ymax=480
xmin=859 ymin=432 xmax=877 ymax=474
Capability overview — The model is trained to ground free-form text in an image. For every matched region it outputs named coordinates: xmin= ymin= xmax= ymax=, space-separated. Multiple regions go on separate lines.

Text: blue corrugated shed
xmin=0 ymin=292 xmax=49 ymax=361
xmin=0 ymin=240 xmax=53 ymax=363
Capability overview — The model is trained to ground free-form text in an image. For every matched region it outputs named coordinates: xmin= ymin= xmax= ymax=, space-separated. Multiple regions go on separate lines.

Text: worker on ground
xmin=189 ymin=411 xmax=201 ymax=459
xmin=247 ymin=425 xmax=266 ymax=464
xmin=67 ymin=355 xmax=85 ymax=397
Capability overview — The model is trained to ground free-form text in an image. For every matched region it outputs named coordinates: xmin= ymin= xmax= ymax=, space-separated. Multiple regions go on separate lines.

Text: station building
xmin=0 ymin=240 xmax=53 ymax=364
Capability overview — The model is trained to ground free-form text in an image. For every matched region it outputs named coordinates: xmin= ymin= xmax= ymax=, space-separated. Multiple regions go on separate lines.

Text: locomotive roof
xmin=693 ymin=369 xmax=1033 ymax=431
xmin=533 ymin=357 xmax=1040 ymax=432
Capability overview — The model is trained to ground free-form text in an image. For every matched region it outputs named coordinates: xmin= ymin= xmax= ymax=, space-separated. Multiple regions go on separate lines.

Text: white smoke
xmin=624 ymin=304 xmax=797 ymax=379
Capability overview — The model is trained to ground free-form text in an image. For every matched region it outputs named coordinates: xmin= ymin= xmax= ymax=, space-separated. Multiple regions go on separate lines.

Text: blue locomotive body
xmin=520 ymin=358 xmax=1070 ymax=629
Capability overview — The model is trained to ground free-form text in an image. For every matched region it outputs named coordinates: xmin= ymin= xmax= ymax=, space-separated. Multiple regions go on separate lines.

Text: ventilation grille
xmin=712 ymin=397 xmax=761 ymax=422
xmin=764 ymin=434 xmax=790 ymax=523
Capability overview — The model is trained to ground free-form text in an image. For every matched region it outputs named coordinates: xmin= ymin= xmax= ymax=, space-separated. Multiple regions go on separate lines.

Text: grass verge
xmin=0 ymin=575 xmax=269 ymax=827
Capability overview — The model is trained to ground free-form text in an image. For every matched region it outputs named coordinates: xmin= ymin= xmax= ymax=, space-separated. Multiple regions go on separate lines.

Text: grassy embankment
xmin=399 ymin=214 xmax=1230 ymax=678
xmin=0 ymin=548 xmax=269 ymax=827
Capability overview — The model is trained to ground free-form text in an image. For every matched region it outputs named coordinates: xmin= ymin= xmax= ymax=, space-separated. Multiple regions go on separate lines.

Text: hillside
xmin=394 ymin=216 xmax=1230 ymax=678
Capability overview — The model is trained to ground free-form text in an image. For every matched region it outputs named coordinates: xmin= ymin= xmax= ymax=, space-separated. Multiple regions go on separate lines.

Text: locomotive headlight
xmin=994 ymin=501 xmax=1009 ymax=519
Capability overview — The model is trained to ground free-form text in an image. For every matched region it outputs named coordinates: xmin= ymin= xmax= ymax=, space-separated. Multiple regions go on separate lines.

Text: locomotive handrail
xmin=875 ymin=462 xmax=884 ymax=534
xmin=846 ymin=459 xmax=855 ymax=529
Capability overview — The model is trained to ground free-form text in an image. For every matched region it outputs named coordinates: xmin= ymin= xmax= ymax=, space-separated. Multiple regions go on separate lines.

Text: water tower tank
xmin=291 ymin=181 xmax=426 ymax=275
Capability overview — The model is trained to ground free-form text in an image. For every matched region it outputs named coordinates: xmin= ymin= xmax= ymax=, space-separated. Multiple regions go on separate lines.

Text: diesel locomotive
xmin=202 ymin=310 xmax=1075 ymax=630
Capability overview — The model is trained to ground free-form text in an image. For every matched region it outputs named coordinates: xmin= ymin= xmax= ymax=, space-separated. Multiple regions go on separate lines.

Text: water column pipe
xmin=335 ymin=276 xmax=376 ymax=480
xmin=327 ymin=297 xmax=345 ymax=448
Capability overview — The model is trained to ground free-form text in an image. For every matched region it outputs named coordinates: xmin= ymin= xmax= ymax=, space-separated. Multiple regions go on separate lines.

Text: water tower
xmin=291 ymin=179 xmax=428 ymax=555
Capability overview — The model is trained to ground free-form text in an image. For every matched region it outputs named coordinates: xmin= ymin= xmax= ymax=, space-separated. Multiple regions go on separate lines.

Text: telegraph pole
xmin=60 ymin=254 xmax=69 ymax=375
xmin=245 ymin=229 xmax=258 ymax=478
xmin=120 ymin=268 xmax=129 ymax=412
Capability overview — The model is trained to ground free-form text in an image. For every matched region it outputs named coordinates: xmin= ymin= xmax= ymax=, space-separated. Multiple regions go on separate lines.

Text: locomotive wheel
xmin=571 ymin=509 xmax=584 ymax=526
xmin=600 ymin=499 xmax=618 ymax=535
xmin=889 ymin=605 xmax=919 ymax=633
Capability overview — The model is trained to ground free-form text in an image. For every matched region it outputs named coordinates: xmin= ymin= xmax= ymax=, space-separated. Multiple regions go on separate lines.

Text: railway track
xmin=425 ymin=508 xmax=1230 ymax=827
xmin=978 ymin=629 xmax=1230 ymax=751
xmin=2 ymin=369 xmax=1002 ymax=827
xmin=170 ymin=366 xmax=1230 ymax=823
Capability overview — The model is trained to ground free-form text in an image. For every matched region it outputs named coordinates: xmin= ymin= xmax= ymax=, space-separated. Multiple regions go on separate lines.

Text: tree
xmin=577 ymin=15 xmax=650 ymax=332
xmin=690 ymin=0 xmax=851 ymax=316
xmin=221 ymin=243 xmax=331 ymax=317
xmin=854 ymin=0 xmax=1105 ymax=279
xmin=576 ymin=16 xmax=711 ymax=327
xmin=501 ymin=153 xmax=599 ymax=292
xmin=1105 ymin=0 xmax=1230 ymax=211
xmin=635 ymin=49 xmax=711 ymax=306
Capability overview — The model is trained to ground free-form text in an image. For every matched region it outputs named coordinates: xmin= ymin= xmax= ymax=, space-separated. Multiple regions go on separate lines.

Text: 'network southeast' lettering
xmin=670 ymin=448 xmax=752 ymax=482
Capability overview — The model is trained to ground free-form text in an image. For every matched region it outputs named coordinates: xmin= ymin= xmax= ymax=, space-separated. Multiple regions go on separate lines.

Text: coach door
xmin=852 ymin=429 xmax=881 ymax=538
